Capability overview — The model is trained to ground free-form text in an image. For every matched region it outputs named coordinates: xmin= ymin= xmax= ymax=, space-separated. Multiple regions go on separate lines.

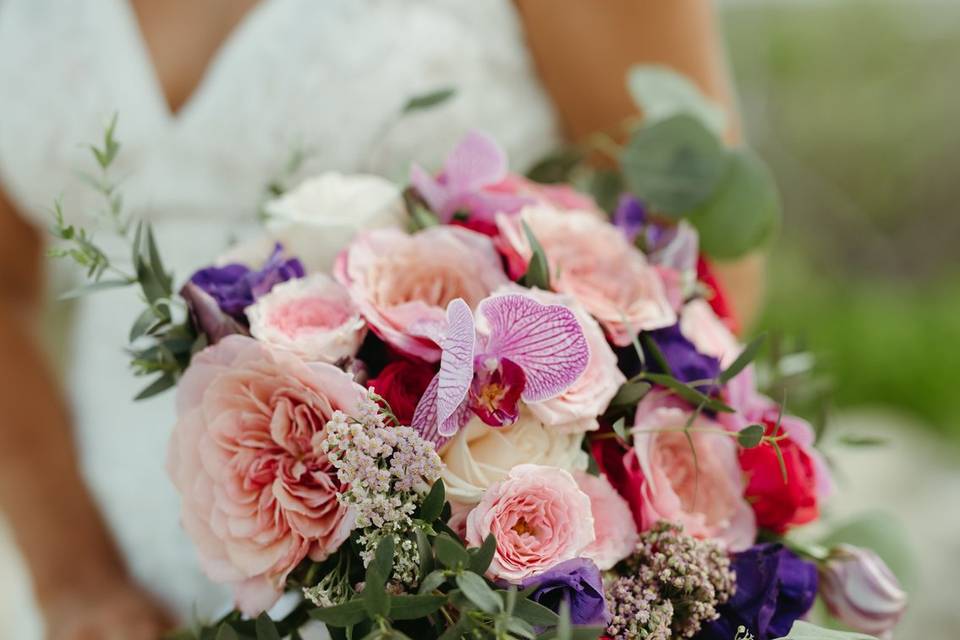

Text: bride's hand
xmin=42 ymin=578 xmax=174 ymax=640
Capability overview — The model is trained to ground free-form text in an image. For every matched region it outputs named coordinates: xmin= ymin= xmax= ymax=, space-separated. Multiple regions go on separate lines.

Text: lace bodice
xmin=0 ymin=0 xmax=560 ymax=633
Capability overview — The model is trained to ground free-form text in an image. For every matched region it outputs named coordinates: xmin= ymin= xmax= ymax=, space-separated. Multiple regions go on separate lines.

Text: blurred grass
xmin=721 ymin=1 xmax=960 ymax=437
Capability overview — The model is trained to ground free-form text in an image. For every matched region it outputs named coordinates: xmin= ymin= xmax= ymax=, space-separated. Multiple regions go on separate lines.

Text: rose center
xmin=512 ymin=517 xmax=537 ymax=537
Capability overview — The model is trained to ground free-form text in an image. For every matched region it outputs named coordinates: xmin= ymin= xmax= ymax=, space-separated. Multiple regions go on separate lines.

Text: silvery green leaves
xmin=622 ymin=65 xmax=781 ymax=258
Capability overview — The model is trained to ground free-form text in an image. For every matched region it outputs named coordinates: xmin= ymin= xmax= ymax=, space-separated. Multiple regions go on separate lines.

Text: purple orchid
xmin=410 ymin=131 xmax=532 ymax=223
xmin=412 ymin=294 xmax=590 ymax=443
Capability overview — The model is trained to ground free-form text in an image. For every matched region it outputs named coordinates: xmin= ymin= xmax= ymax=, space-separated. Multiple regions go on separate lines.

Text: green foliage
xmin=774 ymin=621 xmax=877 ymax=640
xmin=737 ymin=424 xmax=766 ymax=448
xmin=402 ymin=87 xmax=457 ymax=114
xmin=520 ymin=221 xmax=551 ymax=290
xmin=626 ymin=64 xmax=727 ymax=136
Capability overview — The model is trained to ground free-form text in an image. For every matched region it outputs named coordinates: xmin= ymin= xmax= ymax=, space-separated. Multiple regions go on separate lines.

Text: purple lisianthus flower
xmin=645 ymin=323 xmax=722 ymax=385
xmin=614 ymin=195 xmax=699 ymax=275
xmin=188 ymin=243 xmax=304 ymax=320
xmin=613 ymin=194 xmax=648 ymax=244
xmin=695 ymin=544 xmax=818 ymax=640
xmin=519 ymin=558 xmax=609 ymax=627
xmin=179 ymin=282 xmax=249 ymax=344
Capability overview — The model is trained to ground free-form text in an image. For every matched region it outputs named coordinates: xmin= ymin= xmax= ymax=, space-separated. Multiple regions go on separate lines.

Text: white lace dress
xmin=0 ymin=0 xmax=560 ymax=636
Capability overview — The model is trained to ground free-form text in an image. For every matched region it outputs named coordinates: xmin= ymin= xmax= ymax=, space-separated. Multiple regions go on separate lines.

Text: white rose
xmin=245 ymin=274 xmax=366 ymax=363
xmin=440 ymin=409 xmax=587 ymax=506
xmin=221 ymin=172 xmax=405 ymax=272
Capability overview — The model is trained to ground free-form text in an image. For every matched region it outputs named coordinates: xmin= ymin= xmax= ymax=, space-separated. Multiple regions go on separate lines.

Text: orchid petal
xmin=436 ymin=298 xmax=476 ymax=430
xmin=444 ymin=130 xmax=508 ymax=192
xmin=477 ymin=294 xmax=590 ymax=402
xmin=409 ymin=163 xmax=448 ymax=214
xmin=411 ymin=373 xmax=441 ymax=442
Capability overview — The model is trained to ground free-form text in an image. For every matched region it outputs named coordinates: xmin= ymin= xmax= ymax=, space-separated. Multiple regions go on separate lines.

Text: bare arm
xmin=0 ymin=188 xmax=170 ymax=638
xmin=516 ymin=0 xmax=765 ymax=326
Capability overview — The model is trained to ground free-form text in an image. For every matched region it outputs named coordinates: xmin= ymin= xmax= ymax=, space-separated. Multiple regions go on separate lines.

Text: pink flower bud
xmin=819 ymin=544 xmax=907 ymax=639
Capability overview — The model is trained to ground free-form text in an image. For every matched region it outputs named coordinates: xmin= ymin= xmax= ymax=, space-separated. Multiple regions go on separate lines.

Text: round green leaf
xmin=688 ymin=147 xmax=781 ymax=259
xmin=737 ymin=424 xmax=766 ymax=449
xmin=620 ymin=114 xmax=727 ymax=215
xmin=627 ymin=64 xmax=727 ymax=136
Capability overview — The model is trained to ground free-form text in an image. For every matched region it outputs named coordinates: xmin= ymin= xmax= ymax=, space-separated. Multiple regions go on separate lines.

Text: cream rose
xmin=440 ymin=410 xmax=587 ymax=506
xmin=221 ymin=172 xmax=406 ymax=273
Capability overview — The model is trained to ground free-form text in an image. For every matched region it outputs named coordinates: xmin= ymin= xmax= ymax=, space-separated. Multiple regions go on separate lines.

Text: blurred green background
xmin=723 ymin=0 xmax=960 ymax=440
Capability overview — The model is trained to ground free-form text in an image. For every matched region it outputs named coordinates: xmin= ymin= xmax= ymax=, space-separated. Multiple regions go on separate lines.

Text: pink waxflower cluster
xmin=166 ymin=131 xmax=901 ymax=640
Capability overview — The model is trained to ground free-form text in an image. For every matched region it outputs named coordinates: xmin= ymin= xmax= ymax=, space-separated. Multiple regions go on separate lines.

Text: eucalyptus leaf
xmin=254 ymin=614 xmax=281 ymax=640
xmin=526 ymin=146 xmax=585 ymax=184
xmin=626 ymin=65 xmax=727 ymax=135
xmin=434 ymin=533 xmax=470 ymax=570
xmin=469 ymin=534 xmax=497 ymax=574
xmin=620 ymin=114 xmax=727 ymax=215
xmin=417 ymin=569 xmax=447 ymax=595
xmin=455 ymin=572 xmax=502 ymax=614
xmin=521 ymin=220 xmax=551 ymax=289
xmin=362 ymin=567 xmax=390 ymax=618
xmin=419 ymin=479 xmax=446 ymax=523
xmin=688 ymin=148 xmax=781 ymax=259
xmin=213 ymin=625 xmax=239 ymax=640
xmin=371 ymin=535 xmax=396 ymax=581
xmin=720 ymin=332 xmax=767 ymax=383
xmin=512 ymin=598 xmax=560 ymax=627
xmin=737 ymin=424 xmax=766 ymax=448
xmin=401 ymin=87 xmax=456 ymax=114
xmin=388 ymin=593 xmax=447 ymax=620
xmin=309 ymin=600 xmax=368 ymax=627
xmin=773 ymin=621 xmax=877 ymax=640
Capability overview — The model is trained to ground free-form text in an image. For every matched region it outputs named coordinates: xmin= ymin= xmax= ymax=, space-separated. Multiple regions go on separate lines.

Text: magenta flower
xmin=412 ymin=294 xmax=589 ymax=443
xmin=410 ymin=131 xmax=532 ymax=224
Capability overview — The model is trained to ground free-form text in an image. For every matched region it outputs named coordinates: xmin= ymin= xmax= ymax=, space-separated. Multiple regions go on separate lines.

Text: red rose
xmin=367 ymin=359 xmax=437 ymax=426
xmin=739 ymin=419 xmax=819 ymax=533
xmin=590 ymin=435 xmax=646 ymax=532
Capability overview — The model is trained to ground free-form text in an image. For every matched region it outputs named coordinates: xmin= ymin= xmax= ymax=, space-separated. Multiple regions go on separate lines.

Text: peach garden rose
xmin=166 ymin=335 xmax=365 ymax=615
xmin=497 ymin=205 xmax=676 ymax=346
xmin=465 ymin=464 xmax=595 ymax=583
xmin=334 ymin=226 xmax=508 ymax=361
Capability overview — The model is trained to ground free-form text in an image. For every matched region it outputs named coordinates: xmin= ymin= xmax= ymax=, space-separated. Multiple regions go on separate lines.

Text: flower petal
xmin=437 ymin=298 xmax=476 ymax=424
xmin=444 ymin=130 xmax=508 ymax=192
xmin=477 ymin=294 xmax=589 ymax=402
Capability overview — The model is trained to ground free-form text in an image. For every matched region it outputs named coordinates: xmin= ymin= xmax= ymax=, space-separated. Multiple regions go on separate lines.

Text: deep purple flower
xmin=646 ymin=323 xmax=722 ymax=385
xmin=614 ymin=195 xmax=699 ymax=276
xmin=188 ymin=244 xmax=304 ymax=320
xmin=519 ymin=558 xmax=609 ymax=627
xmin=613 ymin=194 xmax=648 ymax=244
xmin=696 ymin=544 xmax=818 ymax=640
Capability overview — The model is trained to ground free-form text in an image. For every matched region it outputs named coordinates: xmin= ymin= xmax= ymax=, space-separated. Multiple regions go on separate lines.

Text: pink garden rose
xmin=334 ymin=226 xmax=507 ymax=361
xmin=465 ymin=464 xmax=595 ymax=583
xmin=504 ymin=286 xmax=625 ymax=433
xmin=167 ymin=336 xmax=365 ymax=615
xmin=574 ymin=471 xmax=639 ymax=570
xmin=246 ymin=274 xmax=366 ymax=364
xmin=679 ymin=299 xmax=742 ymax=368
xmin=631 ymin=391 xmax=756 ymax=551
xmin=497 ymin=206 xmax=676 ymax=346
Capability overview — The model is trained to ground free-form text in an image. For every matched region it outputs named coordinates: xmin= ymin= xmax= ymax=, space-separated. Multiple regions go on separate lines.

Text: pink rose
xmin=679 ymin=299 xmax=742 ymax=368
xmin=167 ymin=336 xmax=365 ymax=615
xmin=504 ymin=286 xmax=625 ymax=433
xmin=245 ymin=274 xmax=366 ymax=363
xmin=574 ymin=471 xmax=639 ymax=570
xmin=631 ymin=391 xmax=756 ymax=550
xmin=465 ymin=464 xmax=595 ymax=583
xmin=497 ymin=206 xmax=676 ymax=346
xmin=334 ymin=226 xmax=508 ymax=361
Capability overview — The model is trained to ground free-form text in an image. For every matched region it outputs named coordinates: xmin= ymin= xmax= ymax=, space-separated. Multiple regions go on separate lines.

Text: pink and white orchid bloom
xmin=410 ymin=131 xmax=532 ymax=224
xmin=412 ymin=294 xmax=590 ymax=444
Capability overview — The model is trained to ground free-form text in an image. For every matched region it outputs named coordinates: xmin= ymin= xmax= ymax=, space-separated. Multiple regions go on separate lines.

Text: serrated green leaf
xmin=388 ymin=593 xmax=447 ymax=620
xmin=626 ymin=65 xmax=727 ymax=135
xmin=720 ymin=333 xmax=767 ymax=383
xmin=521 ymin=220 xmax=551 ymax=290
xmin=468 ymin=533 xmax=497 ymax=574
xmin=434 ymin=534 xmax=470 ymax=570
xmin=737 ymin=424 xmax=765 ymax=448
xmin=620 ymin=114 xmax=727 ymax=215
xmin=419 ymin=479 xmax=446 ymax=523
xmin=688 ymin=147 xmax=781 ymax=259
xmin=402 ymin=87 xmax=456 ymax=114
xmin=309 ymin=599 xmax=368 ymax=627
xmin=455 ymin=572 xmax=502 ymax=614
xmin=254 ymin=613 xmax=281 ymax=640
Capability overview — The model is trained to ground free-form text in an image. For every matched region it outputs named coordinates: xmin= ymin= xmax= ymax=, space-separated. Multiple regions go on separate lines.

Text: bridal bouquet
xmin=50 ymin=71 xmax=907 ymax=640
